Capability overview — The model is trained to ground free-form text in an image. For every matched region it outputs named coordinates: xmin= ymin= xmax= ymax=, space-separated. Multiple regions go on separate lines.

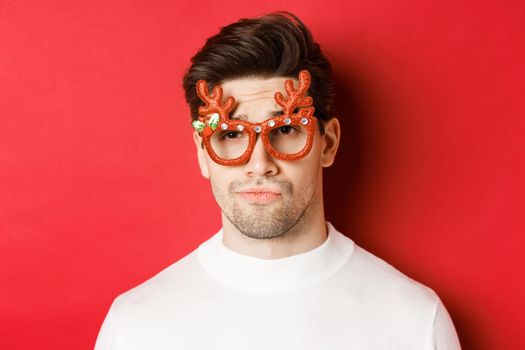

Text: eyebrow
xmin=231 ymin=110 xmax=284 ymax=120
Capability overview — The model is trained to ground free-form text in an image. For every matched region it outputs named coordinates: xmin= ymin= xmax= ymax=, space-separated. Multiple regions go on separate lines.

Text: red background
xmin=1 ymin=1 xmax=524 ymax=349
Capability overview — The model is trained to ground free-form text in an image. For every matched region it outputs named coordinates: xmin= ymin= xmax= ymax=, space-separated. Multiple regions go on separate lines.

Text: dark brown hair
xmin=182 ymin=11 xmax=334 ymax=134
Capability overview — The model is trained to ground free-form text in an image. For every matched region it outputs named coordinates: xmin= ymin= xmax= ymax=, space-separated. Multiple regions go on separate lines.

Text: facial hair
xmin=211 ymin=175 xmax=318 ymax=240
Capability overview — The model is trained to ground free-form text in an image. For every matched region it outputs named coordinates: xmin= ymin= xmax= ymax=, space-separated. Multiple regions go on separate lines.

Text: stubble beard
xmin=211 ymin=175 xmax=318 ymax=240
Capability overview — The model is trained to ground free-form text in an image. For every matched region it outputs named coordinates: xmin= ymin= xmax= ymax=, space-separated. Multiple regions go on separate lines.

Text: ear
xmin=193 ymin=131 xmax=210 ymax=179
xmin=320 ymin=118 xmax=341 ymax=168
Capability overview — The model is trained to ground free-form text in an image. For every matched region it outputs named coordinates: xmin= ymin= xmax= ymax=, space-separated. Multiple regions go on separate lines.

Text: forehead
xmin=220 ymin=76 xmax=299 ymax=119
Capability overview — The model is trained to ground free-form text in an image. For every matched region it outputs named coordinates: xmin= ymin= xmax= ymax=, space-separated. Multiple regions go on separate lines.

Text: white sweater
xmin=95 ymin=222 xmax=461 ymax=349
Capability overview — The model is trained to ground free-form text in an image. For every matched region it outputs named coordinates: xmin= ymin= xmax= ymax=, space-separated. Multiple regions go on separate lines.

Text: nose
xmin=244 ymin=134 xmax=278 ymax=177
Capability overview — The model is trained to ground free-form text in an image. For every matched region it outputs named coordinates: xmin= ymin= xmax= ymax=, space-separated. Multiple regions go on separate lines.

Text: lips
xmin=236 ymin=187 xmax=282 ymax=204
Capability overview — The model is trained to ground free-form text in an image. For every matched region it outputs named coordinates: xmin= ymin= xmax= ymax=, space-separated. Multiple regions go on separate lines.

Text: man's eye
xmin=277 ymin=126 xmax=294 ymax=134
xmin=220 ymin=131 xmax=242 ymax=140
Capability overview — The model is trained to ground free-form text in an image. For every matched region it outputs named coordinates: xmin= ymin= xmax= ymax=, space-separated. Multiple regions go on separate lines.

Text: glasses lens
xmin=209 ymin=129 xmax=250 ymax=160
xmin=268 ymin=124 xmax=308 ymax=155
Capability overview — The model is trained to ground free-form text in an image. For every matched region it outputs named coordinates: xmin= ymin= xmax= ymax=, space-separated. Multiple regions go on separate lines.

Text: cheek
xmin=207 ymin=165 xmax=236 ymax=196
xmin=295 ymin=140 xmax=323 ymax=176
xmin=208 ymin=176 xmax=231 ymax=208
xmin=209 ymin=172 xmax=227 ymax=192
xmin=281 ymin=157 xmax=321 ymax=195
xmin=294 ymin=142 xmax=323 ymax=190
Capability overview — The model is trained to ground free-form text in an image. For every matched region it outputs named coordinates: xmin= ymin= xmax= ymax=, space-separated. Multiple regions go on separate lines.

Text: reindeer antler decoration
xmin=192 ymin=81 xmax=236 ymax=133
xmin=274 ymin=70 xmax=313 ymax=116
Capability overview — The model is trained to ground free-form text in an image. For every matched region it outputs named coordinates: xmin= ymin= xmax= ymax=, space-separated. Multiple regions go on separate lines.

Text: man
xmin=95 ymin=12 xmax=461 ymax=349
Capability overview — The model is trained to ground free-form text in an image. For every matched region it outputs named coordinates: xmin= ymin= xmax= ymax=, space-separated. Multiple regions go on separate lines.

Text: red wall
xmin=1 ymin=1 xmax=523 ymax=349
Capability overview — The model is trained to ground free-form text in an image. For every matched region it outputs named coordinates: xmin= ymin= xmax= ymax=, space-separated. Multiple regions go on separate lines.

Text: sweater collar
xmin=197 ymin=222 xmax=354 ymax=294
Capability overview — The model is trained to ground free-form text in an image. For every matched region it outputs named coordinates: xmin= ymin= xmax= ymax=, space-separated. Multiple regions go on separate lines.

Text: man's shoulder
xmin=331 ymin=224 xmax=440 ymax=305
xmin=342 ymin=242 xmax=441 ymax=312
xmin=328 ymin=234 xmax=457 ymax=344
xmin=109 ymin=247 xmax=206 ymax=313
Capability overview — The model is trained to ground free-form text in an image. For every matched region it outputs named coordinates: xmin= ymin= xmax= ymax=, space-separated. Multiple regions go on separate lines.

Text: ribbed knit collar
xmin=197 ymin=222 xmax=354 ymax=294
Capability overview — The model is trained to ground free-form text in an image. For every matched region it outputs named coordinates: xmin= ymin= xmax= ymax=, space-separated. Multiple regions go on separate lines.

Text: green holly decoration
xmin=192 ymin=120 xmax=206 ymax=132
xmin=208 ymin=113 xmax=220 ymax=131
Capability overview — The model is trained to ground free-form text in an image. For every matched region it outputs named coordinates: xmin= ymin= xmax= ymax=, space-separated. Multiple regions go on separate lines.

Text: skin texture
xmin=193 ymin=76 xmax=340 ymax=259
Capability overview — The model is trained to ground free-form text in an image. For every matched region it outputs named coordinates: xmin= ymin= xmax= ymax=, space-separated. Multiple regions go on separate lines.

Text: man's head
xmin=182 ymin=12 xmax=340 ymax=240
xmin=182 ymin=12 xmax=335 ymax=134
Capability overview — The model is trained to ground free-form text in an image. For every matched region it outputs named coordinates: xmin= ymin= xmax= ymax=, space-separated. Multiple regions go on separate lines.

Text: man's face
xmin=193 ymin=76 xmax=339 ymax=240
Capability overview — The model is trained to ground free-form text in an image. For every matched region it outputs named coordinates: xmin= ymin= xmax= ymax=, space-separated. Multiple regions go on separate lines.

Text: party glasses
xmin=192 ymin=70 xmax=318 ymax=166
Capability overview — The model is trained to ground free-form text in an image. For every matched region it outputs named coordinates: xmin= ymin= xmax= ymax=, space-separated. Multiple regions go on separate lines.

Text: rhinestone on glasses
xmin=236 ymin=124 xmax=245 ymax=131
xmin=300 ymin=117 xmax=309 ymax=125
xmin=254 ymin=125 xmax=262 ymax=133
xmin=267 ymin=120 xmax=276 ymax=127
xmin=220 ymin=123 xmax=228 ymax=130
xmin=284 ymin=118 xmax=292 ymax=125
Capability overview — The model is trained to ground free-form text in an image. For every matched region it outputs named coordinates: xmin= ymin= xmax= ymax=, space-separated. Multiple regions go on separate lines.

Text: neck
xmin=221 ymin=189 xmax=327 ymax=260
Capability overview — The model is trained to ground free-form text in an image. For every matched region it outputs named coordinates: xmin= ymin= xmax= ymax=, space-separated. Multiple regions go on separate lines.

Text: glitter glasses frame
xmin=192 ymin=70 xmax=318 ymax=166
